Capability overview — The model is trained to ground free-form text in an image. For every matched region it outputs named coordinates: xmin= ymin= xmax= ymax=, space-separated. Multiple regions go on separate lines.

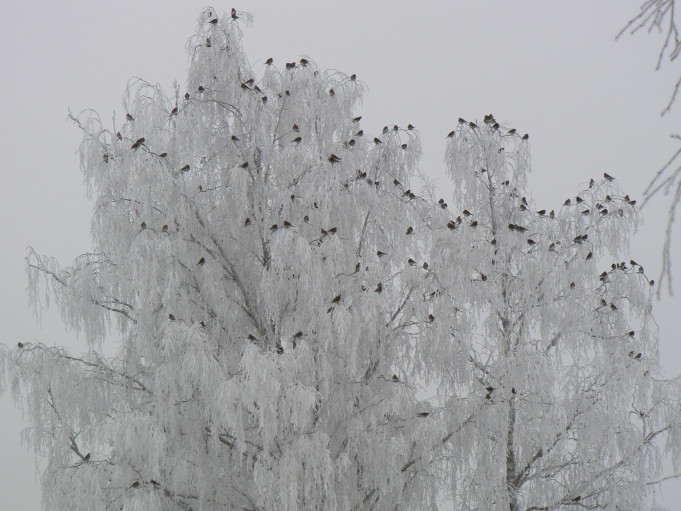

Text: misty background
xmin=1 ymin=1 xmax=679 ymax=508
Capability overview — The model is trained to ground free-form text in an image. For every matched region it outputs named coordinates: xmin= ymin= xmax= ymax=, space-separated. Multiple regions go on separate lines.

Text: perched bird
xmin=417 ymin=412 xmax=429 ymax=418
xmin=231 ymin=8 xmax=238 ymax=19
xmin=17 ymin=342 xmax=24 ymax=349
xmin=294 ymin=331 xmax=303 ymax=339
xmin=406 ymin=226 xmax=413 ymax=235
xmin=377 ymin=251 xmax=387 ymax=258
xmin=179 ymin=164 xmax=190 ymax=173
xmin=102 ymin=153 xmax=109 ymax=163
xmin=351 ymin=73 xmax=357 ymax=81
xmin=206 ymin=37 xmax=212 ymax=47
xmin=244 ymin=218 xmax=251 ymax=226
xmin=352 ymin=116 xmax=362 ymax=122
xmin=447 ymin=131 xmax=456 ymax=138
xmin=589 ymin=179 xmax=595 ymax=188
xmin=537 ymin=209 xmax=546 ymax=216
xmin=328 ymin=154 xmax=342 ymax=164
xmin=564 ymin=199 xmax=571 ymax=206
xmin=131 ymin=137 xmax=145 ymax=150
xmin=375 ymin=282 xmax=382 ymax=293
xmin=198 ymin=85 xmax=205 ymax=92
xmin=161 ymin=225 xmax=169 ymax=233
xmin=628 ymin=331 xmax=635 ymax=337
xmin=265 ymin=57 xmax=273 ymax=65
xmin=373 ymin=137 xmax=382 ymax=144
xmin=508 ymin=128 xmax=516 ymax=135
xmin=407 ymin=124 xmax=415 ymax=130
xmin=469 ymin=122 xmax=478 ymax=129
xmin=83 ymin=453 xmax=91 ymax=462
xmin=300 ymin=58 xmax=309 ymax=66
xmin=575 ymin=196 xmax=583 ymax=203
xmin=239 ymin=161 xmax=249 ymax=168
xmin=428 ymin=314 xmax=435 ymax=323
xmin=447 ymin=221 xmax=457 ymax=230
xmin=116 ymin=132 xmax=122 ymax=140
xmin=408 ymin=258 xmax=417 ymax=266
xmin=391 ymin=374 xmax=399 ymax=382
xmin=168 ymin=314 xmax=175 ymax=320
xmin=197 ymin=257 xmax=205 ymax=266
xmin=292 ymin=137 xmax=302 ymax=144
xmin=184 ymin=92 xmax=190 ymax=100
xmin=570 ymin=282 xmax=576 ymax=289
xmin=522 ymin=134 xmax=529 ymax=140
xmin=549 ymin=243 xmax=556 ymax=252
xmin=604 ymin=172 xmax=614 ymax=181
xmin=159 ymin=152 xmax=167 ymax=158
xmin=283 ymin=221 xmax=293 ymax=228
xmin=331 ymin=294 xmax=342 ymax=303
xmin=131 ymin=482 xmax=140 ymax=489
xmin=527 ymin=239 xmax=536 ymax=246
xmin=303 ymin=215 xmax=309 ymax=222
xmin=586 ymin=252 xmax=593 ymax=260
xmin=126 ymin=113 xmax=134 ymax=121
xmin=209 ymin=17 xmax=218 ymax=24
xmin=423 ymin=262 xmax=429 ymax=269
xmin=270 ymin=224 xmax=278 ymax=231
xmin=356 ymin=130 xmax=364 ymax=137
xmin=401 ymin=143 xmax=408 ymax=149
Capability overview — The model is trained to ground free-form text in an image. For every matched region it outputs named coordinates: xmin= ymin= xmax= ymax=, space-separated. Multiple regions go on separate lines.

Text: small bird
xmin=303 ymin=215 xmax=309 ymax=222
xmin=17 ymin=342 xmax=24 ymax=349
xmin=239 ymin=161 xmax=249 ymax=168
xmin=527 ymin=239 xmax=536 ymax=246
xmin=161 ymin=225 xmax=169 ymax=233
xmin=401 ymin=144 xmax=408 ymax=149
xmin=458 ymin=117 xmax=466 ymax=124
xmin=417 ymin=412 xmax=429 ymax=418
xmin=300 ymin=58 xmax=309 ymax=66
xmin=406 ymin=226 xmax=413 ymax=235
xmin=604 ymin=172 xmax=614 ymax=181
xmin=407 ymin=124 xmax=415 ymax=130
xmin=537 ymin=209 xmax=546 ymax=216
xmin=270 ymin=224 xmax=278 ymax=231
xmin=447 ymin=131 xmax=456 ymax=138
xmin=198 ymin=85 xmax=205 ymax=92
xmin=159 ymin=152 xmax=167 ymax=158
xmin=283 ymin=221 xmax=293 ymax=228
xmin=328 ymin=154 xmax=342 ymax=164
xmin=209 ymin=17 xmax=218 ymax=24
xmin=168 ymin=314 xmax=175 ymax=320
xmin=244 ymin=218 xmax=251 ymax=226
xmin=131 ymin=137 xmax=145 ymax=150
xmin=331 ymin=294 xmax=341 ymax=303
xmin=265 ymin=57 xmax=273 ymax=65
xmin=564 ymin=199 xmax=571 ymax=206
xmin=350 ymin=74 xmax=357 ymax=81
xmin=356 ymin=130 xmax=364 ymax=137
xmin=131 ymin=482 xmax=140 ymax=489
xmin=391 ymin=374 xmax=399 ymax=382
xmin=447 ymin=221 xmax=457 ymax=230
xmin=586 ymin=252 xmax=592 ymax=260
xmin=292 ymin=137 xmax=302 ymax=144
xmin=428 ymin=314 xmax=435 ymax=323
xmin=522 ymin=134 xmax=529 ymax=140
xmin=408 ymin=258 xmax=417 ymax=266
xmin=508 ymin=128 xmax=516 ymax=135
xmin=423 ymin=262 xmax=429 ymax=270
xmin=352 ymin=116 xmax=362 ymax=122
xmin=140 ymin=221 xmax=146 ymax=229
xmin=197 ymin=257 xmax=205 ymax=266
xmin=179 ymin=164 xmax=190 ymax=173
xmin=126 ymin=113 xmax=134 ymax=121
xmin=377 ymin=251 xmax=387 ymax=258
xmin=589 ymin=179 xmax=595 ymax=188
xmin=116 ymin=132 xmax=122 ymax=140
xmin=549 ymin=243 xmax=556 ymax=252
xmin=570 ymin=282 xmax=576 ymax=289
xmin=375 ymin=282 xmax=382 ymax=293
xmin=470 ymin=220 xmax=478 ymax=227
xmin=150 ymin=480 xmax=159 ymax=486
xmin=469 ymin=122 xmax=477 ymax=129
xmin=184 ymin=92 xmax=190 ymax=100
xmin=83 ymin=453 xmax=90 ymax=462
xmin=374 ymin=137 xmax=382 ymax=144
xmin=231 ymin=8 xmax=238 ymax=19
xmin=294 ymin=331 xmax=303 ymax=338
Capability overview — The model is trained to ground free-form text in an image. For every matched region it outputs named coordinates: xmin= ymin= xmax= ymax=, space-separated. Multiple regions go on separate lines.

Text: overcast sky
xmin=1 ymin=1 xmax=680 ymax=509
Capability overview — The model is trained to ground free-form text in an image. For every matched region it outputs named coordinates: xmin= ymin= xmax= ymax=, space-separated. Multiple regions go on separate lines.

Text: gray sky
xmin=1 ymin=1 xmax=679 ymax=508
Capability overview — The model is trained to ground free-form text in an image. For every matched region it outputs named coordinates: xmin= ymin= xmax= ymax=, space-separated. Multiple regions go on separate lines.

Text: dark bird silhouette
xmin=231 ymin=8 xmax=238 ymax=19
xmin=209 ymin=17 xmax=218 ymax=24
xmin=575 ymin=196 xmax=583 ymax=203
xmin=198 ymin=85 xmax=205 ymax=92
xmin=537 ymin=210 xmax=546 ymax=216
xmin=292 ymin=123 xmax=300 ymax=132
xmin=401 ymin=144 xmax=408 ymax=149
xmin=586 ymin=252 xmax=592 ymax=260
xmin=463 ymin=209 xmax=471 ymax=217
xmin=522 ymin=134 xmax=529 ymax=140
xmin=446 ymin=131 xmax=456 ymax=138
xmin=375 ymin=282 xmax=382 ymax=293
xmin=570 ymin=282 xmax=576 ymax=289
xmin=407 ymin=124 xmax=415 ymax=130
xmin=391 ymin=374 xmax=399 ymax=382
xmin=352 ymin=116 xmax=362 ymax=123
xmin=406 ymin=226 xmax=413 ymax=235
xmin=294 ymin=331 xmax=303 ymax=339
xmin=283 ymin=221 xmax=293 ymax=228
xmin=17 ymin=342 xmax=24 ymax=349
xmin=131 ymin=482 xmax=140 ymax=489
xmin=239 ymin=162 xmax=249 ymax=168
xmin=244 ymin=218 xmax=251 ymax=226
xmin=564 ymin=199 xmax=571 ymax=206
xmin=292 ymin=137 xmax=302 ymax=144
xmin=300 ymin=58 xmax=309 ymax=66
xmin=377 ymin=251 xmax=387 ymax=258
xmin=423 ymin=262 xmax=429 ymax=269
xmin=206 ymin=38 xmax=211 ymax=47
xmin=332 ymin=294 xmax=341 ymax=303
xmin=589 ymin=179 xmax=595 ymax=188
xmin=604 ymin=172 xmax=614 ymax=181
xmin=408 ymin=258 xmax=417 ymax=266
xmin=116 ymin=132 xmax=122 ymax=140
xmin=161 ymin=225 xmax=169 ymax=233
xmin=270 ymin=224 xmax=278 ymax=231
xmin=350 ymin=74 xmax=357 ymax=81
xmin=140 ymin=222 xmax=147 ymax=229
xmin=428 ymin=314 xmax=435 ymax=323
xmin=303 ymin=215 xmax=309 ymax=222
xmin=179 ymin=164 xmax=190 ymax=173
xmin=83 ymin=453 xmax=90 ymax=462
xmin=447 ymin=221 xmax=457 ymax=230
xmin=628 ymin=331 xmax=635 ymax=337
xmin=355 ymin=262 xmax=361 ymax=273
xmin=131 ymin=137 xmax=145 ymax=150
xmin=508 ymin=128 xmax=516 ymax=135
xmin=159 ymin=152 xmax=167 ymax=158
xmin=374 ymin=138 xmax=382 ymax=144
xmin=126 ymin=113 xmax=134 ymax=121
xmin=356 ymin=130 xmax=364 ymax=137
xmin=265 ymin=57 xmax=273 ymax=65
xmin=469 ymin=122 xmax=478 ymax=129
xmin=328 ymin=154 xmax=342 ymax=164
xmin=184 ymin=92 xmax=190 ymax=100
xmin=527 ymin=239 xmax=536 ymax=246
xmin=168 ymin=314 xmax=175 ymax=320
xmin=458 ymin=117 xmax=466 ymax=124
xmin=417 ymin=412 xmax=429 ymax=418
xmin=470 ymin=221 xmax=478 ymax=227
xmin=549 ymin=243 xmax=556 ymax=252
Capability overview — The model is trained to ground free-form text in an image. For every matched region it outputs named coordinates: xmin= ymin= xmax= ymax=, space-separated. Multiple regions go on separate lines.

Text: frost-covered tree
xmin=422 ymin=117 xmax=681 ymax=510
xmin=2 ymin=8 xmax=438 ymax=511
xmin=3 ymin=7 xmax=681 ymax=511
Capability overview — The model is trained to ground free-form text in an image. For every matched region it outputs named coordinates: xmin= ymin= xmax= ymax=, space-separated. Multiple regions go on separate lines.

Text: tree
xmin=619 ymin=0 xmax=681 ymax=294
xmin=2 ymin=8 xmax=681 ymax=511
xmin=426 ymin=118 xmax=681 ymax=510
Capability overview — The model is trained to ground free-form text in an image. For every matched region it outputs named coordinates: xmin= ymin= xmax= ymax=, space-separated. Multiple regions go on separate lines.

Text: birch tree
xmin=426 ymin=117 xmax=681 ymax=510
xmin=2 ymin=7 xmax=681 ymax=511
